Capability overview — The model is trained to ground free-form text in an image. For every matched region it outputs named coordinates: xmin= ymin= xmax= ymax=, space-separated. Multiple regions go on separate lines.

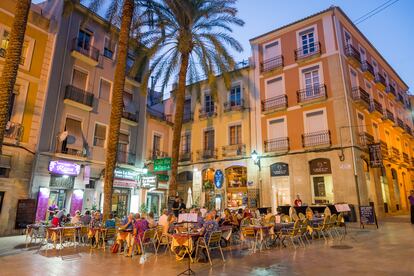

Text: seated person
xmin=71 ymin=210 xmax=82 ymax=225
xmin=50 ymin=211 xmax=60 ymax=227
xmin=126 ymin=213 xmax=149 ymax=256
xmin=158 ymin=209 xmax=169 ymax=228
xmin=116 ymin=213 xmax=135 ymax=249
xmin=147 ymin=212 xmax=157 ymax=228
xmin=105 ymin=213 xmax=116 ymax=228
xmin=200 ymin=213 xmax=219 ymax=242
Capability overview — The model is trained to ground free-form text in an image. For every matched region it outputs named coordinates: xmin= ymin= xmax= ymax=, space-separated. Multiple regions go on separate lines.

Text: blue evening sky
xmin=33 ymin=0 xmax=414 ymax=91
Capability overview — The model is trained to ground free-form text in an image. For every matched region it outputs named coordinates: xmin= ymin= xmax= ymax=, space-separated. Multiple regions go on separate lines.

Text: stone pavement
xmin=0 ymin=216 xmax=413 ymax=276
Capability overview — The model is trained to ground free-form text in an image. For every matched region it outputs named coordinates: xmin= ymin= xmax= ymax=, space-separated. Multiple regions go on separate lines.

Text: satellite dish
xmin=66 ymin=135 xmax=76 ymax=144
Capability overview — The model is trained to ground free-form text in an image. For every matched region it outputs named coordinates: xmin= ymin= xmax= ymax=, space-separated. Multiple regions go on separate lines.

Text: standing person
xmin=409 ymin=190 xmax=414 ymax=224
xmin=294 ymin=194 xmax=303 ymax=207
xmin=179 ymin=198 xmax=187 ymax=213
xmin=172 ymin=197 xmax=180 ymax=218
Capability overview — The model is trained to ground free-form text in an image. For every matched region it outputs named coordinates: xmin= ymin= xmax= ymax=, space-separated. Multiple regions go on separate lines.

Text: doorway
xmin=271 ymin=176 xmax=290 ymax=213
xmin=111 ymin=188 xmax=130 ymax=218
xmin=391 ymin=169 xmax=401 ymax=210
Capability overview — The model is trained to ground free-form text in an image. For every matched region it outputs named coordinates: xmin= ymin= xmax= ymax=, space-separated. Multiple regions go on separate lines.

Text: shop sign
xmin=214 ymin=170 xmax=224 ymax=189
xmin=368 ymin=143 xmax=382 ymax=168
xmin=113 ymin=179 xmax=137 ymax=188
xmin=141 ymin=175 xmax=157 ymax=189
xmin=270 ymin=162 xmax=289 ymax=177
xmin=114 ymin=167 xmax=138 ymax=180
xmin=154 ymin=157 xmax=172 ymax=172
xmin=48 ymin=160 xmax=80 ymax=176
xmin=50 ymin=175 xmax=75 ymax=189
xmin=157 ymin=174 xmax=169 ymax=182
xmin=158 ymin=182 xmax=169 ymax=189
xmin=309 ymin=158 xmax=331 ymax=175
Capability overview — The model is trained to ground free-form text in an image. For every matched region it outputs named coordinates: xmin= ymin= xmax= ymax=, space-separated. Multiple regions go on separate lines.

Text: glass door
xmin=301 ymin=31 xmax=315 ymax=55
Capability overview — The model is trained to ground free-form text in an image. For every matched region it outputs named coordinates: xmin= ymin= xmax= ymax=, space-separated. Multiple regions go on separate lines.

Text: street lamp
xmin=251 ymin=150 xmax=261 ymax=171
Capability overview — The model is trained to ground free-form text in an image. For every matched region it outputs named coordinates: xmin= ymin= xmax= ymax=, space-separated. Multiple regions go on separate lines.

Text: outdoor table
xmin=88 ymin=227 xmax=107 ymax=248
xmin=46 ymin=226 xmax=80 ymax=249
xmin=171 ymin=232 xmax=201 ymax=262
xmin=116 ymin=228 xmax=134 ymax=253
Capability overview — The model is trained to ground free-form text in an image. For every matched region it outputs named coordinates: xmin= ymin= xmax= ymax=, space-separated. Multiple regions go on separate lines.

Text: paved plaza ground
xmin=0 ymin=216 xmax=413 ymax=276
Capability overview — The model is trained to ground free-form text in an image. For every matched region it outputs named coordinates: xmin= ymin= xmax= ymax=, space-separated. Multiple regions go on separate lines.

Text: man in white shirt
xmin=158 ymin=209 xmax=169 ymax=227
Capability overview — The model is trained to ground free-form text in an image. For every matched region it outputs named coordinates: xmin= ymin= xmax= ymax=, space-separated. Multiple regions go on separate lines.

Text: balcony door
xmin=152 ymin=134 xmax=162 ymax=156
xmin=229 ymin=85 xmax=242 ymax=106
xmin=72 ymin=68 xmax=88 ymax=90
xmin=357 ymin=113 xmax=365 ymax=133
xmin=204 ymin=94 xmax=214 ymax=113
xmin=229 ymin=124 xmax=242 ymax=145
xmin=300 ymin=29 xmax=315 ymax=55
xmin=118 ymin=132 xmax=129 ymax=161
xmin=77 ymin=29 xmax=92 ymax=51
xmin=265 ymin=77 xmax=283 ymax=99
xmin=204 ymin=129 xmax=215 ymax=152
xmin=303 ymin=68 xmax=320 ymax=97
xmin=350 ymin=69 xmax=358 ymax=89
xmin=181 ymin=132 xmax=191 ymax=153
xmin=268 ymin=117 xmax=286 ymax=140
xmin=304 ymin=109 xmax=327 ymax=134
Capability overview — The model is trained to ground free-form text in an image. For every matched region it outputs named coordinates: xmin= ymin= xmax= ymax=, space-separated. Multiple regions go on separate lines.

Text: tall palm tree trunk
xmin=103 ymin=0 xmax=134 ymax=220
xmin=169 ymin=52 xmax=190 ymax=197
xmin=0 ymin=0 xmax=31 ymax=153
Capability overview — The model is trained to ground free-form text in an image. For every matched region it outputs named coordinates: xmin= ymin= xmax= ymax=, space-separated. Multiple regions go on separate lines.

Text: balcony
xmin=344 ymin=44 xmax=361 ymax=66
xmin=361 ymin=61 xmax=375 ymax=80
xmin=358 ymin=132 xmax=374 ymax=149
xmin=55 ymin=141 xmax=86 ymax=159
xmin=261 ymin=95 xmax=288 ymax=113
xmin=197 ymin=148 xmax=218 ymax=160
xmin=183 ymin=112 xmax=194 ymax=123
xmin=264 ymin=137 xmax=289 ymax=153
xmin=0 ymin=48 xmax=25 ymax=65
xmin=71 ymin=38 xmax=100 ymax=66
xmin=294 ymin=42 xmax=321 ymax=62
xmin=297 ymin=84 xmax=327 ymax=105
xmin=386 ymin=85 xmax=396 ymax=99
xmin=383 ymin=109 xmax=395 ymax=124
xmin=302 ymin=130 xmax=331 ymax=148
xmin=260 ymin=55 xmax=283 ymax=73
xmin=64 ymin=85 xmax=94 ymax=111
xmin=222 ymin=144 xmax=246 ymax=158
xmin=390 ymin=147 xmax=400 ymax=162
xmin=147 ymin=107 xmax=173 ymax=125
xmin=351 ymin=86 xmax=371 ymax=108
xmin=374 ymin=74 xmax=387 ymax=91
xmin=404 ymin=124 xmax=413 ymax=137
xmin=394 ymin=118 xmax=405 ymax=133
xmin=223 ymin=99 xmax=246 ymax=113
xmin=199 ymin=106 xmax=217 ymax=119
xmin=179 ymin=151 xmax=192 ymax=162
xmin=149 ymin=149 xmax=169 ymax=160
xmin=411 ymin=157 xmax=414 ymax=168
xmin=122 ymin=110 xmax=139 ymax=126
xmin=369 ymin=99 xmax=383 ymax=119
xmin=397 ymin=94 xmax=405 ymax=106
xmin=402 ymin=153 xmax=410 ymax=165
xmin=117 ymin=151 xmax=136 ymax=166
xmin=380 ymin=141 xmax=389 ymax=160
xmin=4 ymin=121 xmax=23 ymax=143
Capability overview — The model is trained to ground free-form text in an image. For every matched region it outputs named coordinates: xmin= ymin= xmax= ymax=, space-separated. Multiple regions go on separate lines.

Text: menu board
xmin=359 ymin=205 xmax=378 ymax=228
xmin=15 ymin=199 xmax=36 ymax=229
xmin=247 ymin=189 xmax=259 ymax=208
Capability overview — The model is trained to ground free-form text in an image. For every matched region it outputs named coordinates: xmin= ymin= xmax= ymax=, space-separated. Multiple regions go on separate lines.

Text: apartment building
xmin=0 ymin=0 xmax=55 ymax=235
xmin=30 ymin=0 xmax=147 ymax=220
xmin=250 ymin=6 xmax=413 ymax=216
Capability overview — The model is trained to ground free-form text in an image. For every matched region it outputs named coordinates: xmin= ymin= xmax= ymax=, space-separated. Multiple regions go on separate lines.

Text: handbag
xmin=110 ymin=242 xmax=119 ymax=253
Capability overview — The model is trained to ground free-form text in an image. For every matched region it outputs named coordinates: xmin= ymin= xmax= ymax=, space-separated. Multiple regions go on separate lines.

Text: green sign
xmin=114 ymin=167 xmax=138 ymax=180
xmin=154 ymin=157 xmax=172 ymax=172
xmin=157 ymin=174 xmax=169 ymax=182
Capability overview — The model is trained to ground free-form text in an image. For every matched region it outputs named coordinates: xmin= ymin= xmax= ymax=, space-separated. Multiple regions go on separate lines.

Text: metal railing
xmin=223 ymin=99 xmax=245 ymax=112
xmin=261 ymin=94 xmax=288 ymax=112
xmin=5 ymin=121 xmax=23 ymax=142
xmin=294 ymin=41 xmax=321 ymax=61
xmin=65 ymin=85 xmax=94 ymax=107
xmin=179 ymin=151 xmax=192 ymax=162
xmin=264 ymin=137 xmax=289 ymax=152
xmin=147 ymin=107 xmax=173 ymax=124
xmin=297 ymin=84 xmax=327 ymax=103
xmin=122 ymin=110 xmax=138 ymax=122
xmin=380 ymin=141 xmax=389 ymax=159
xmin=56 ymin=141 xmax=86 ymax=157
xmin=302 ymin=130 xmax=331 ymax=148
xmin=149 ymin=149 xmax=169 ymax=160
xmin=72 ymin=37 xmax=100 ymax=62
xmin=260 ymin=55 xmax=284 ymax=72
xmin=199 ymin=106 xmax=217 ymax=119
xmin=390 ymin=147 xmax=400 ymax=161
xmin=374 ymin=74 xmax=386 ymax=87
xmin=397 ymin=94 xmax=405 ymax=105
xmin=405 ymin=124 xmax=413 ymax=136
xmin=403 ymin=153 xmax=410 ymax=164
xmin=0 ymin=47 xmax=25 ymax=65
xmin=222 ymin=144 xmax=246 ymax=157
xmin=344 ymin=44 xmax=361 ymax=63
xmin=351 ymin=87 xmax=371 ymax=106
xmin=386 ymin=85 xmax=396 ymax=96
xmin=117 ymin=150 xmax=136 ymax=165
xmin=384 ymin=109 xmax=395 ymax=122
xmin=358 ymin=132 xmax=374 ymax=148
xmin=369 ymin=99 xmax=383 ymax=115
xmin=183 ymin=112 xmax=193 ymax=123
xmin=197 ymin=148 xmax=218 ymax=160
xmin=396 ymin=118 xmax=405 ymax=129
xmin=361 ymin=61 xmax=375 ymax=77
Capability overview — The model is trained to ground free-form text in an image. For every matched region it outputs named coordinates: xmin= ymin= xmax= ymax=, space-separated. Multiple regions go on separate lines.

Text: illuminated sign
xmin=141 ymin=175 xmax=157 ymax=189
xmin=214 ymin=170 xmax=224 ymax=189
xmin=114 ymin=168 xmax=138 ymax=180
xmin=48 ymin=160 xmax=80 ymax=176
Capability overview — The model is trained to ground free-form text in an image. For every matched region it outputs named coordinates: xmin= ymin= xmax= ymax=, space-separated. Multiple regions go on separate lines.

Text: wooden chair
xmin=195 ymin=231 xmax=225 ymax=266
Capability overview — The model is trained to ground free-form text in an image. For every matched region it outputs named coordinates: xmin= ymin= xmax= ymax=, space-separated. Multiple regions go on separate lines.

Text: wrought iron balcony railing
xmin=183 ymin=112 xmax=194 ymax=123
xmin=199 ymin=106 xmax=217 ymax=119
xmin=56 ymin=140 xmax=86 ymax=157
xmin=65 ymin=85 xmax=94 ymax=107
xmin=297 ymin=84 xmax=327 ymax=103
xmin=117 ymin=150 xmax=136 ymax=165
xmin=223 ymin=99 xmax=246 ymax=112
xmin=374 ymin=74 xmax=387 ymax=87
xmin=358 ymin=132 xmax=374 ymax=148
xmin=384 ymin=109 xmax=395 ymax=123
xmin=149 ymin=149 xmax=169 ymax=160
xmin=369 ymin=99 xmax=383 ymax=115
xmin=179 ymin=151 xmax=192 ymax=162
xmin=222 ymin=144 xmax=246 ymax=157
xmin=197 ymin=148 xmax=218 ymax=160
xmin=344 ymin=44 xmax=361 ymax=63
xmin=361 ymin=61 xmax=375 ymax=77
xmin=5 ymin=121 xmax=23 ymax=142
xmin=122 ymin=110 xmax=138 ymax=122
xmin=260 ymin=55 xmax=284 ymax=72
xmin=147 ymin=107 xmax=173 ymax=124
xmin=294 ymin=42 xmax=321 ymax=61
xmin=351 ymin=87 xmax=371 ymax=106
xmin=386 ymin=85 xmax=396 ymax=96
xmin=261 ymin=95 xmax=288 ymax=112
xmin=72 ymin=37 xmax=100 ymax=62
xmin=264 ymin=137 xmax=289 ymax=153
xmin=396 ymin=118 xmax=405 ymax=130
xmin=405 ymin=124 xmax=413 ymax=136
xmin=302 ymin=130 xmax=331 ymax=148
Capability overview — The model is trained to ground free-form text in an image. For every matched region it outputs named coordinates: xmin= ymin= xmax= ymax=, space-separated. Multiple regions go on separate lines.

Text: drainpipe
xmin=332 ymin=10 xmax=362 ymax=210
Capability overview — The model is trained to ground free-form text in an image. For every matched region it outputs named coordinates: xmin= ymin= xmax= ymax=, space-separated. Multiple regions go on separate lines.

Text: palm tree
xmin=138 ymin=0 xmax=244 ymax=197
xmin=0 ymin=0 xmax=31 ymax=153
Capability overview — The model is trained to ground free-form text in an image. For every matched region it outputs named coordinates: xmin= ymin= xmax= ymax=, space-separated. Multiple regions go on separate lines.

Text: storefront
xmin=309 ymin=158 xmax=334 ymax=204
xmin=270 ymin=162 xmax=290 ymax=213
xmin=225 ymin=166 xmax=247 ymax=209
xmin=111 ymin=167 xmax=140 ymax=218
xmin=176 ymin=171 xmax=193 ymax=206
xmin=202 ymin=168 xmax=215 ymax=209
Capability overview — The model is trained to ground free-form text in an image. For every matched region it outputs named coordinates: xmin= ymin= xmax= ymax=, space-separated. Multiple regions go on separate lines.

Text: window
xmin=99 ymin=79 xmax=111 ymax=101
xmin=349 ymin=69 xmax=358 ymax=88
xmin=0 ymin=154 xmax=11 ymax=178
xmin=72 ymin=68 xmax=88 ymax=90
xmin=153 ymin=134 xmax=161 ymax=153
xmin=229 ymin=85 xmax=242 ymax=106
xmin=266 ymin=77 xmax=284 ymax=99
xmin=263 ymin=40 xmax=281 ymax=61
xmin=365 ymin=80 xmax=372 ymax=96
xmin=64 ymin=117 xmax=83 ymax=151
xmin=204 ymin=94 xmax=214 ymax=112
xmin=7 ymin=85 xmax=19 ymax=122
xmin=103 ymin=37 xmax=115 ymax=59
xmin=359 ymin=46 xmax=366 ymax=61
xmin=181 ymin=132 xmax=191 ymax=153
xmin=305 ymin=109 xmax=328 ymax=133
xmin=118 ymin=132 xmax=129 ymax=153
xmin=383 ymin=71 xmax=389 ymax=86
xmin=229 ymin=124 xmax=242 ymax=145
xmin=93 ymin=124 xmax=106 ymax=147
xmin=344 ymin=30 xmax=352 ymax=46
xmin=303 ymin=66 xmax=320 ymax=97
xmin=357 ymin=113 xmax=365 ymax=133
xmin=372 ymin=60 xmax=378 ymax=74
xmin=300 ymin=29 xmax=315 ymax=55
xmin=204 ymin=129 xmax=215 ymax=150
xmin=126 ymin=54 xmax=134 ymax=72
xmin=77 ymin=29 xmax=92 ymax=51
xmin=268 ymin=117 xmax=286 ymax=139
